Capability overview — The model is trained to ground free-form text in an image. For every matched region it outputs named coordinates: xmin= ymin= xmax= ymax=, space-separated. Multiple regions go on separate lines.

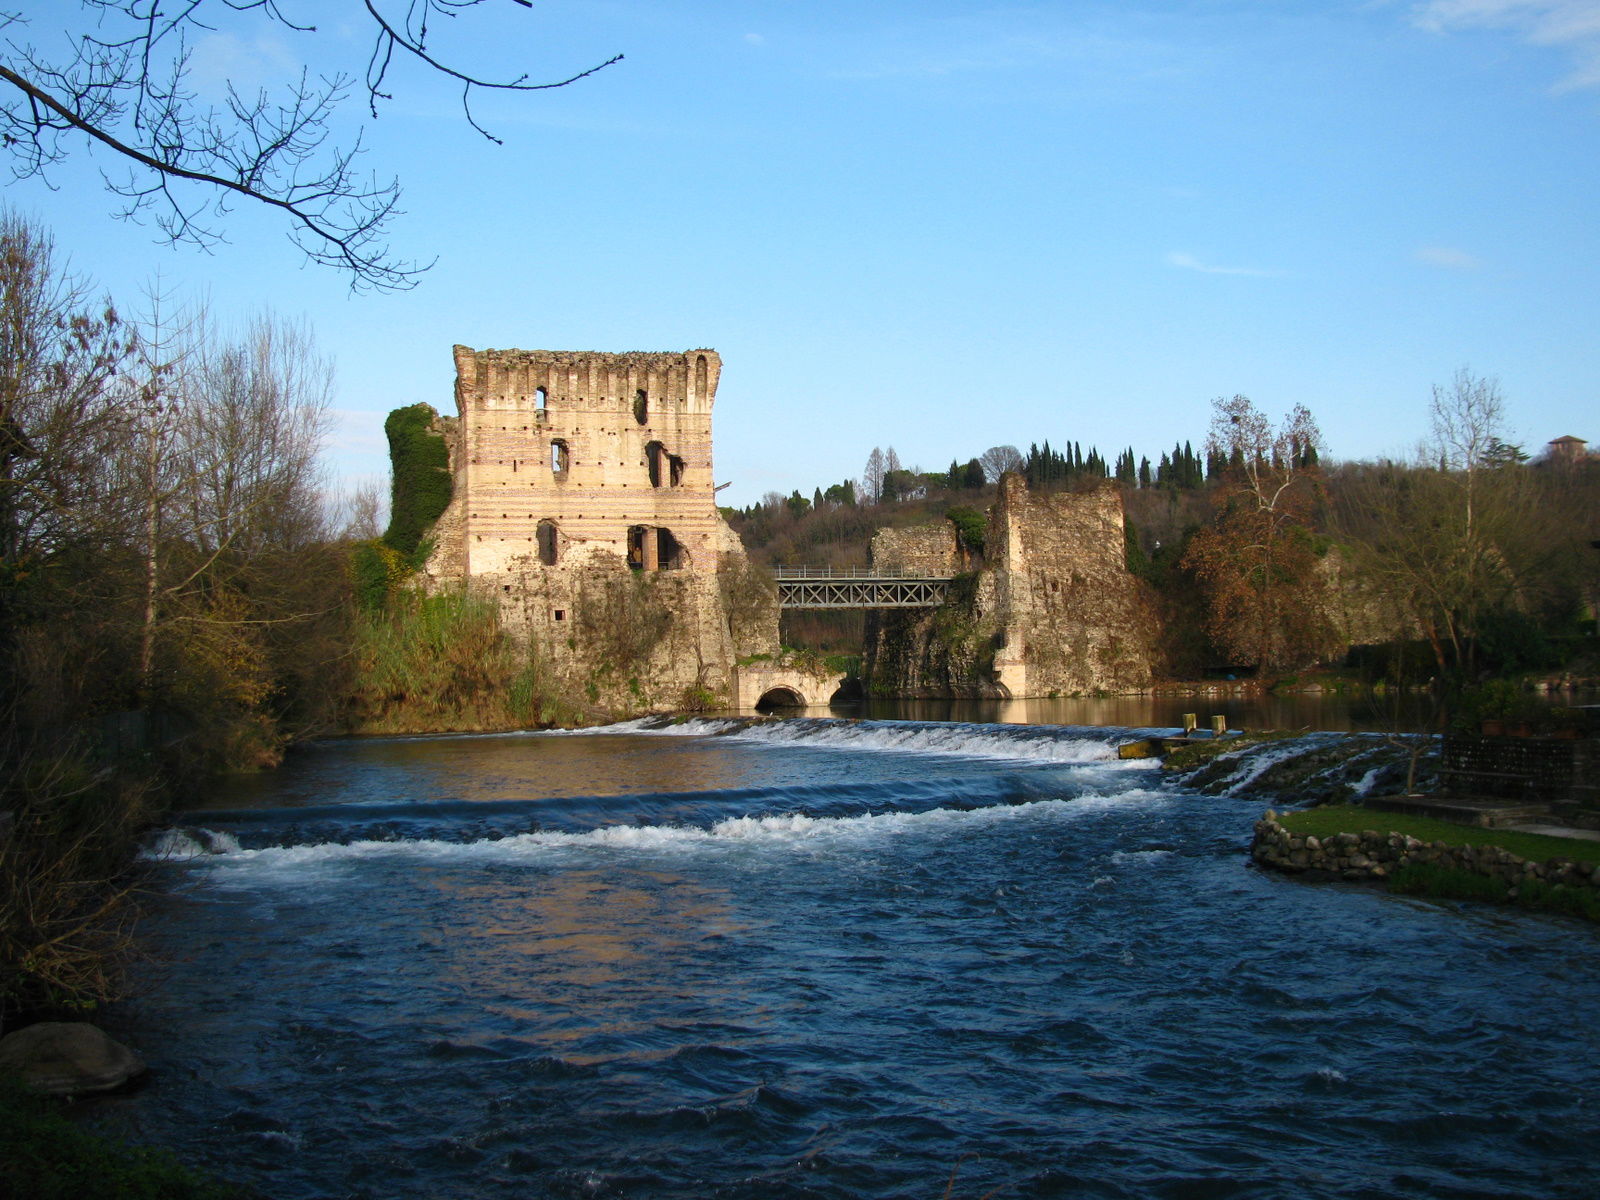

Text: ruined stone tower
xmin=438 ymin=346 xmax=725 ymax=575
xmin=425 ymin=346 xmax=776 ymax=710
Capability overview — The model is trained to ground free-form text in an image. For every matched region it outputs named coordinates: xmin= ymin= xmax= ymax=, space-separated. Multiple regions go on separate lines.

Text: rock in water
xmin=0 ymin=1022 xmax=146 ymax=1095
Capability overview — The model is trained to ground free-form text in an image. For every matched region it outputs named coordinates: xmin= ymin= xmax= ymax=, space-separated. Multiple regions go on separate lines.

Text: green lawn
xmin=1277 ymin=805 xmax=1600 ymax=866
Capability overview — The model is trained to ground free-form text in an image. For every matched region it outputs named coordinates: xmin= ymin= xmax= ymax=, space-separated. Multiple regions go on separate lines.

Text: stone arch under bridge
xmin=735 ymin=664 xmax=849 ymax=711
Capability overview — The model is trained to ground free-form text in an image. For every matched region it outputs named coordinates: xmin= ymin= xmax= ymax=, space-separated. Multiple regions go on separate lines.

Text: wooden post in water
xmin=1183 ymin=713 xmax=1197 ymax=734
xmin=1211 ymin=715 xmax=1227 ymax=736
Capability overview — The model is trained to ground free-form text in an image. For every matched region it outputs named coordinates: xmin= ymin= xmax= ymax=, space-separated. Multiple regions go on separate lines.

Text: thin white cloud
xmin=1414 ymin=244 xmax=1482 ymax=268
xmin=1166 ymin=251 xmax=1281 ymax=277
xmin=1413 ymin=0 xmax=1600 ymax=89
xmin=824 ymin=17 xmax=1187 ymax=87
xmin=188 ymin=31 xmax=299 ymax=100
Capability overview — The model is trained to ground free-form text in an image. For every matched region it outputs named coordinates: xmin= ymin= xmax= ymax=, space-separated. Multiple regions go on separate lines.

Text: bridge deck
xmin=773 ymin=567 xmax=955 ymax=610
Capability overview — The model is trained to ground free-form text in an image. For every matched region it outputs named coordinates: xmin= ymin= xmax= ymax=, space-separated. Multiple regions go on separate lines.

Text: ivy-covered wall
xmin=382 ymin=403 xmax=452 ymax=563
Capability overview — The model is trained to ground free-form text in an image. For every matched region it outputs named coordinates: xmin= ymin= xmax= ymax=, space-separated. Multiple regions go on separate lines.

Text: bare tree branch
xmin=0 ymin=2 xmax=622 ymax=291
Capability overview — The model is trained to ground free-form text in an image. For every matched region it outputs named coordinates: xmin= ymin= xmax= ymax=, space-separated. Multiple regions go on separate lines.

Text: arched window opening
xmin=551 ymin=439 xmax=570 ymax=475
xmin=536 ymin=520 xmax=559 ymax=566
xmin=633 ymin=388 xmax=648 ymax=425
xmin=694 ymin=354 xmax=708 ymax=400
xmin=534 ymin=387 xmax=548 ymax=414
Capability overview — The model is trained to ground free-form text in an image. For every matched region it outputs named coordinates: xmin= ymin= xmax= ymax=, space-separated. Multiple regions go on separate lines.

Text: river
xmin=93 ymin=715 xmax=1600 ymax=1199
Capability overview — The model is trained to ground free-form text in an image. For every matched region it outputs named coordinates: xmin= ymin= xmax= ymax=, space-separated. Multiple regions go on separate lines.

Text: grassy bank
xmin=1274 ymin=804 xmax=1600 ymax=922
xmin=1277 ymin=805 xmax=1600 ymax=866
xmin=0 ymin=1075 xmax=240 ymax=1199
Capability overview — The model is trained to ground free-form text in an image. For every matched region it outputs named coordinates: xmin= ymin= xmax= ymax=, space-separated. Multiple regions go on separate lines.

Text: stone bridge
xmin=733 ymin=662 xmax=850 ymax=710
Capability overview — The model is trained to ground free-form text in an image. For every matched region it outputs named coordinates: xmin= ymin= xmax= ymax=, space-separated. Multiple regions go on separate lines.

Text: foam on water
xmin=1219 ymin=733 xmax=1345 ymax=796
xmin=159 ymin=789 xmax=1170 ymax=886
xmin=548 ymin=715 xmax=1146 ymax=764
xmin=551 ymin=716 xmax=744 ymax=738
xmin=144 ymin=828 xmax=243 ymax=860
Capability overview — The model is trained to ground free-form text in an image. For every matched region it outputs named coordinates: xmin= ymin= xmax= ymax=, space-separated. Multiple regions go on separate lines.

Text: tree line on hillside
xmin=726 ymin=379 xmax=1599 ymax=682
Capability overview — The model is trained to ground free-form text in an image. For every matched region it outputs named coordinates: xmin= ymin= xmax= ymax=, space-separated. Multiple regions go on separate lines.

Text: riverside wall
xmin=1250 ymin=812 xmax=1600 ymax=894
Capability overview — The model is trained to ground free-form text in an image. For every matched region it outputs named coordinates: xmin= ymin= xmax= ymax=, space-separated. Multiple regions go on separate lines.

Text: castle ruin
xmin=864 ymin=477 xmax=1157 ymax=697
xmin=423 ymin=346 xmax=777 ymax=711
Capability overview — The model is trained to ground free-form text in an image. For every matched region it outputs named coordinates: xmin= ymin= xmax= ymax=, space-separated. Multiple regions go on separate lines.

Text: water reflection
xmin=206 ymin=733 xmax=781 ymax=811
xmin=839 ymin=689 xmax=1600 ymax=733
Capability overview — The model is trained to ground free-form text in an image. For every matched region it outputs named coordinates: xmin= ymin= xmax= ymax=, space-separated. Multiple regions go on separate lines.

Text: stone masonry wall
xmin=864 ymin=477 xmax=1156 ymax=698
xmin=423 ymin=345 xmax=777 ymax=712
xmin=987 ymin=477 xmax=1155 ymax=697
xmin=1251 ymin=812 xmax=1600 ymax=894
xmin=870 ymin=523 xmax=963 ymax=576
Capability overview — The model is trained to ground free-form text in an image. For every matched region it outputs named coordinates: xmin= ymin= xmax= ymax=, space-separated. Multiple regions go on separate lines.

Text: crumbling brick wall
xmin=423 ymin=346 xmax=777 ymax=711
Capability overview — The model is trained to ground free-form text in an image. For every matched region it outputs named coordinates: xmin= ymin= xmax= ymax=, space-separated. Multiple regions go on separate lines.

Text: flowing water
xmin=94 ymin=718 xmax=1600 ymax=1199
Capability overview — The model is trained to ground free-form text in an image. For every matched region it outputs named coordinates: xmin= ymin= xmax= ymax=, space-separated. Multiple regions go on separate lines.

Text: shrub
xmin=945 ymin=506 xmax=986 ymax=556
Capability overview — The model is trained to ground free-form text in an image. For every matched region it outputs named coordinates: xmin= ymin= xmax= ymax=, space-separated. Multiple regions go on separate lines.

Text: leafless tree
xmin=0 ymin=211 xmax=133 ymax=734
xmin=860 ymin=447 xmax=885 ymax=505
xmin=1334 ymin=371 xmax=1547 ymax=673
xmin=978 ymin=444 xmax=1023 ymax=483
xmin=335 ymin=477 xmax=387 ymax=542
xmin=117 ymin=303 xmax=333 ymax=701
xmin=1182 ymin=395 xmax=1333 ymax=673
xmin=0 ymin=2 xmax=621 ymax=290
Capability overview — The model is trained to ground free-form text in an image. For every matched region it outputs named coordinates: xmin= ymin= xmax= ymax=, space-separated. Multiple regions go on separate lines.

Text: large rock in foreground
xmin=0 ymin=1021 xmax=146 ymax=1095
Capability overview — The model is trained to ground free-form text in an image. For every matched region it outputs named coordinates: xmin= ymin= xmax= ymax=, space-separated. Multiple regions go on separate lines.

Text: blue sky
xmin=12 ymin=0 xmax=1599 ymax=507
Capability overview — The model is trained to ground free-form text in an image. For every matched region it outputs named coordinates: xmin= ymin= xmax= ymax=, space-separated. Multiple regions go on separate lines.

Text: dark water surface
xmin=99 ymin=718 xmax=1600 ymax=1199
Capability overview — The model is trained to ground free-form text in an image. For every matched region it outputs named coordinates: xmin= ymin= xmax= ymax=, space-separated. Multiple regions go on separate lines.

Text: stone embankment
xmin=1251 ymin=811 xmax=1600 ymax=895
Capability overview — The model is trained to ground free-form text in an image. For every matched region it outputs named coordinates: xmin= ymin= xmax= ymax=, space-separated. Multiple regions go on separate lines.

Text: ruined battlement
xmin=448 ymin=346 xmax=725 ymax=578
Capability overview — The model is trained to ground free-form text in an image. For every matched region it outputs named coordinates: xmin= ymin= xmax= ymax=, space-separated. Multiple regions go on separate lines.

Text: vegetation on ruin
xmin=345 ymin=585 xmax=583 ymax=733
xmin=381 ymin=403 xmax=453 ymax=565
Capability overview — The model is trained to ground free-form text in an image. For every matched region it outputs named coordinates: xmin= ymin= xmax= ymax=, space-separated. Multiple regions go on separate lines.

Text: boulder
xmin=0 ymin=1022 xmax=146 ymax=1096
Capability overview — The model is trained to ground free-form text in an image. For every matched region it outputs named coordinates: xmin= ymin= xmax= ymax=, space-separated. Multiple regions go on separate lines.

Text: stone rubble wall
xmin=869 ymin=522 xmax=963 ymax=575
xmin=1250 ymin=812 xmax=1600 ymax=893
xmin=862 ymin=477 xmax=1157 ymax=698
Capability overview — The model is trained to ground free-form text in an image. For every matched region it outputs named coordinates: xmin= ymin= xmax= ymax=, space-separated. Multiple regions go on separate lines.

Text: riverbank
xmin=0 ymin=1072 xmax=243 ymax=1199
xmin=1251 ymin=806 xmax=1600 ymax=922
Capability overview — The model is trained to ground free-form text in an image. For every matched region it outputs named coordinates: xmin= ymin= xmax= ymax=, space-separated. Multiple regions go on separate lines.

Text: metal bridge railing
xmin=771 ymin=565 xmax=954 ymax=580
